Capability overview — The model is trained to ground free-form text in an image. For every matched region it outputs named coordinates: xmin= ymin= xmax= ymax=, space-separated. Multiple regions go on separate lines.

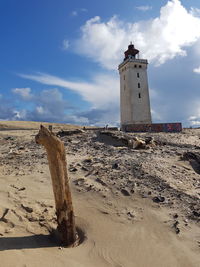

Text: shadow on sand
xmin=0 ymin=234 xmax=60 ymax=251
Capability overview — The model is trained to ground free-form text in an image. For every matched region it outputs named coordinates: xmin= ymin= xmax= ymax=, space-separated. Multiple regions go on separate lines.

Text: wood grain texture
xmin=35 ymin=125 xmax=76 ymax=246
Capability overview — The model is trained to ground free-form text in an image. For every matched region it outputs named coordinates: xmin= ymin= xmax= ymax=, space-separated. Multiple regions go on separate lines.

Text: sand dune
xmin=0 ymin=121 xmax=199 ymax=267
xmin=0 ymin=120 xmax=82 ymax=130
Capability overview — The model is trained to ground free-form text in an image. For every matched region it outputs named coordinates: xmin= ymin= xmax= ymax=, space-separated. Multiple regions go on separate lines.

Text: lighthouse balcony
xmin=118 ymin=58 xmax=148 ymax=69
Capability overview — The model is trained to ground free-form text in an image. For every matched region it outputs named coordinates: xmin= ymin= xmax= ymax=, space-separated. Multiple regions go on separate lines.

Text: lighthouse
xmin=118 ymin=43 xmax=152 ymax=130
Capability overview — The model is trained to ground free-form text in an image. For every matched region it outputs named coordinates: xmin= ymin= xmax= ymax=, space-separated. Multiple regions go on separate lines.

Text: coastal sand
xmin=0 ymin=121 xmax=199 ymax=267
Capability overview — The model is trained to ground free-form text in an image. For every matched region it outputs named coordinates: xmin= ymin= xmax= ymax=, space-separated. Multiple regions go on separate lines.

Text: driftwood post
xmin=35 ymin=125 xmax=76 ymax=246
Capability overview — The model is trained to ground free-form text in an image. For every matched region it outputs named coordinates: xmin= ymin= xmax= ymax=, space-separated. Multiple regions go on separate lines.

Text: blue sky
xmin=1 ymin=0 xmax=200 ymax=126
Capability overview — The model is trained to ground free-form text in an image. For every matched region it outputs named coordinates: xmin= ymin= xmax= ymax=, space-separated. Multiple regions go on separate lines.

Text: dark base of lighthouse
xmin=122 ymin=123 xmax=182 ymax=133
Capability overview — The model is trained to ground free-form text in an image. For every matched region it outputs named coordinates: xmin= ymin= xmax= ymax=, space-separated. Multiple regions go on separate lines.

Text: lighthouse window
xmin=139 ymin=65 xmax=142 ymax=68
xmin=137 ymin=73 xmax=140 ymax=78
xmin=134 ymin=64 xmax=137 ymax=68
xmin=139 ymin=93 xmax=141 ymax=98
xmin=138 ymin=83 xmax=141 ymax=88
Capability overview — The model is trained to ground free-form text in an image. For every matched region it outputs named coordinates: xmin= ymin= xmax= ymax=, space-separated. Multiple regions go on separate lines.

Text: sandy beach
xmin=0 ymin=121 xmax=199 ymax=267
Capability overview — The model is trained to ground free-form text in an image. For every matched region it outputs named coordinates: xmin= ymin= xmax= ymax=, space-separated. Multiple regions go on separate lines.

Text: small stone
xmin=73 ymin=178 xmax=85 ymax=186
xmin=121 ymin=189 xmax=130 ymax=196
xmin=112 ymin=163 xmax=119 ymax=169
xmin=83 ymin=158 xmax=92 ymax=164
xmin=18 ymin=187 xmax=26 ymax=191
xmin=173 ymin=221 xmax=180 ymax=234
xmin=152 ymin=196 xmax=165 ymax=203
xmin=192 ymin=210 xmax=200 ymax=217
xmin=21 ymin=204 xmax=33 ymax=213
xmin=4 ymin=136 xmax=13 ymax=141
xmin=69 ymin=167 xmax=78 ymax=172
xmin=175 ymin=227 xmax=180 ymax=234
xmin=95 ymin=178 xmax=107 ymax=186
xmin=127 ymin=211 xmax=134 ymax=218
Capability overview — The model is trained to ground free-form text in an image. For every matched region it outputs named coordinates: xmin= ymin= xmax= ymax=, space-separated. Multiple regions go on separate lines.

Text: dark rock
xmin=181 ymin=152 xmax=200 ymax=174
xmin=127 ymin=211 xmax=134 ymax=218
xmin=21 ymin=204 xmax=33 ymax=213
xmin=121 ymin=189 xmax=131 ymax=196
xmin=0 ymin=208 xmax=9 ymax=222
xmin=95 ymin=178 xmax=107 ymax=186
xmin=96 ymin=131 xmax=130 ymax=147
xmin=81 ymin=166 xmax=89 ymax=171
xmin=69 ymin=167 xmax=78 ymax=172
xmin=173 ymin=221 xmax=180 ymax=234
xmin=112 ymin=163 xmax=119 ymax=169
xmin=86 ymin=185 xmax=93 ymax=191
xmin=18 ymin=187 xmax=26 ymax=191
xmin=145 ymin=137 xmax=154 ymax=144
xmin=57 ymin=129 xmax=83 ymax=137
xmin=27 ymin=216 xmax=38 ymax=222
xmin=152 ymin=196 xmax=165 ymax=203
xmin=83 ymin=158 xmax=92 ymax=164
xmin=4 ymin=136 xmax=14 ymax=141
xmin=192 ymin=210 xmax=200 ymax=217
xmin=173 ymin=213 xmax=179 ymax=219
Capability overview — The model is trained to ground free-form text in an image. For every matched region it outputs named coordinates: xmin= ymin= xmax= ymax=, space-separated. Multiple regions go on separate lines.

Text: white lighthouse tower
xmin=118 ymin=43 xmax=152 ymax=130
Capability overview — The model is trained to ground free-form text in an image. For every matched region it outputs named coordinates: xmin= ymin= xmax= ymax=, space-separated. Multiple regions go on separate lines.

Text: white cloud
xmin=149 ymin=88 xmax=158 ymax=99
xmin=151 ymin=109 xmax=162 ymax=121
xmin=10 ymin=87 xmax=89 ymax=124
xmin=188 ymin=101 xmax=200 ymax=126
xmin=62 ymin=39 xmax=70 ymax=50
xmin=36 ymin=106 xmax=45 ymax=114
xmin=19 ymin=72 xmax=119 ymax=110
xmin=18 ymin=72 xmax=120 ymax=125
xmin=71 ymin=8 xmax=87 ymax=17
xmin=190 ymin=7 xmax=200 ymax=17
xmin=0 ymin=95 xmax=17 ymax=120
xmin=75 ymin=16 xmax=125 ymax=70
xmin=80 ymin=8 xmax=87 ymax=12
xmin=0 ymin=87 xmax=91 ymax=124
xmin=193 ymin=66 xmax=200 ymax=73
xmin=78 ymin=105 xmax=120 ymax=126
xmin=74 ymin=0 xmax=200 ymax=69
xmin=189 ymin=120 xmax=200 ymax=126
xmin=13 ymin=109 xmax=27 ymax=120
xmin=12 ymin=87 xmax=33 ymax=100
xmin=136 ymin=6 xmax=152 ymax=12
xmin=64 ymin=114 xmax=89 ymax=124
xmin=18 ymin=72 xmax=163 ymax=126
xmin=71 ymin=11 xmax=78 ymax=16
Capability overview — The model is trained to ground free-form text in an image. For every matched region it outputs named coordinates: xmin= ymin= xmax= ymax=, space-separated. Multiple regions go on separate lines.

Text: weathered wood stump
xmin=35 ymin=125 xmax=76 ymax=246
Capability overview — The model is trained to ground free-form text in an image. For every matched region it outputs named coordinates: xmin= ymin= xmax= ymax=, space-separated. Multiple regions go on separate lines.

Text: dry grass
xmin=0 ymin=121 xmax=82 ymax=130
